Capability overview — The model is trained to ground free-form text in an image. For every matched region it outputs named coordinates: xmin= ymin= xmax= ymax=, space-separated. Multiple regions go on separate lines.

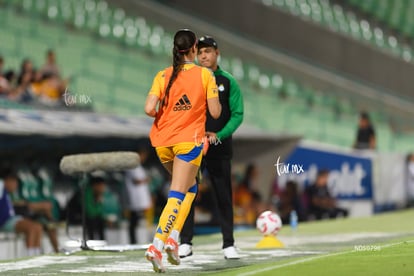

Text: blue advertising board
xmin=278 ymin=146 xmax=373 ymax=200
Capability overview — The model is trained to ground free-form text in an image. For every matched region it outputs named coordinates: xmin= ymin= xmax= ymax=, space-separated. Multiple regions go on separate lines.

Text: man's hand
xmin=206 ymin=132 xmax=221 ymax=145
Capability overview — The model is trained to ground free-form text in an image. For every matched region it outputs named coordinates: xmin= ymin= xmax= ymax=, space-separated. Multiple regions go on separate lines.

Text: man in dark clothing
xmin=354 ymin=112 xmax=376 ymax=150
xmin=179 ymin=36 xmax=244 ymax=259
xmin=307 ymin=170 xmax=348 ymax=220
xmin=66 ymin=176 xmax=107 ymax=240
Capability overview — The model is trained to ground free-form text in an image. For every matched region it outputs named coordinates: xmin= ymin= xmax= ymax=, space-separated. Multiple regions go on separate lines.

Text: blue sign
xmin=282 ymin=146 xmax=373 ymax=200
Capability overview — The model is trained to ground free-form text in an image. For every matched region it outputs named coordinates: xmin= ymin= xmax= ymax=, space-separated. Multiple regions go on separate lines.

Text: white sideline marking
xmin=238 ymin=240 xmax=414 ymax=276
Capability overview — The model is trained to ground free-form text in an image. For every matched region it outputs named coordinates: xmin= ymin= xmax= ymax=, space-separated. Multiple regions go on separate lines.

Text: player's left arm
xmin=216 ymin=77 xmax=244 ymax=140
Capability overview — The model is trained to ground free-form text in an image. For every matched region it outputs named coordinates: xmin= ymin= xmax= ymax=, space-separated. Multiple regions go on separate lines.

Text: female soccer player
xmin=144 ymin=29 xmax=221 ymax=273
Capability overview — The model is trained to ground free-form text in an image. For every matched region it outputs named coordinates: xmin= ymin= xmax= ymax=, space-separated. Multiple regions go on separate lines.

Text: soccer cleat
xmin=178 ymin=243 xmax=193 ymax=258
xmin=223 ymin=246 xmax=240 ymax=259
xmin=145 ymin=244 xmax=165 ymax=273
xmin=165 ymin=237 xmax=180 ymax=265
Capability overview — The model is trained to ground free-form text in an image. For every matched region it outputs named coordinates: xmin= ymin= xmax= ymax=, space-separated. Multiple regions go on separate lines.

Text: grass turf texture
xmin=220 ymin=238 xmax=414 ymax=276
xmin=0 ymin=209 xmax=413 ymax=275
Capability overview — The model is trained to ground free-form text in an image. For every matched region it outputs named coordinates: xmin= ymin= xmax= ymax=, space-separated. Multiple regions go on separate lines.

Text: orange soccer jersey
xmin=148 ymin=63 xmax=218 ymax=147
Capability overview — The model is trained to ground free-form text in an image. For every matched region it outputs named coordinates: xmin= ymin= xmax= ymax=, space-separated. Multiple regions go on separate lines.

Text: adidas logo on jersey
xmin=173 ymin=94 xmax=192 ymax=111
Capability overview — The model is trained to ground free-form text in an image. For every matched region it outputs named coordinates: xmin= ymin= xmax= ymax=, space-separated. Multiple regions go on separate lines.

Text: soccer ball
xmin=256 ymin=210 xmax=282 ymax=236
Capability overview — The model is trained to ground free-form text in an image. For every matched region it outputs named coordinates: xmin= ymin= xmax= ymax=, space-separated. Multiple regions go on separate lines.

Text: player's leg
xmin=170 ymin=178 xmax=197 ymax=258
xmin=206 ymin=158 xmax=239 ymax=259
xmin=177 ymin=198 xmax=196 ymax=257
xmin=145 ymin=147 xmax=174 ymax=272
xmin=146 ymin=144 xmax=200 ymax=271
xmin=178 ymin=162 xmax=203 ymax=257
xmin=163 ymin=156 xmax=199 ymax=265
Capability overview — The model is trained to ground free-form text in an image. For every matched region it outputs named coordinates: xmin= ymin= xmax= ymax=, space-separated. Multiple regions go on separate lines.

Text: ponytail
xmin=161 ymin=47 xmax=184 ymax=107
xmin=160 ymin=29 xmax=196 ymax=108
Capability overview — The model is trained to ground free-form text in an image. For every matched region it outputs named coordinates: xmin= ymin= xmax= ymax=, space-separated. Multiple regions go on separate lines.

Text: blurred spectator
xmin=268 ymin=176 xmax=282 ymax=210
xmin=31 ymin=70 xmax=44 ymax=96
xmin=234 ymin=164 xmax=262 ymax=225
xmin=278 ymin=180 xmax=305 ymax=224
xmin=17 ymin=58 xmax=35 ymax=85
xmin=0 ymin=53 xmax=70 ymax=105
xmin=83 ymin=175 xmax=107 ymax=241
xmin=0 ymin=70 xmax=15 ymax=96
xmin=124 ymin=148 xmax=152 ymax=244
xmin=306 ymin=169 xmax=348 ymax=220
xmin=9 ymin=70 xmax=36 ymax=103
xmin=0 ymin=169 xmax=43 ymax=256
xmin=66 ymin=175 xmax=108 ymax=240
xmin=406 ymin=153 xmax=414 ymax=207
xmin=37 ymin=49 xmax=67 ymax=105
xmin=0 ymin=74 xmax=10 ymax=95
xmin=11 ymin=170 xmax=59 ymax=253
xmin=38 ymin=72 xmax=65 ymax=104
xmin=354 ymin=111 xmax=376 ymax=150
xmin=40 ymin=49 xmax=60 ymax=78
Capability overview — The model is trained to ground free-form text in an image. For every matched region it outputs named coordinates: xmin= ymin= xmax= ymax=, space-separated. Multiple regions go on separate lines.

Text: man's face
xmin=316 ymin=174 xmax=328 ymax=187
xmin=4 ymin=176 xmax=18 ymax=193
xmin=359 ymin=118 xmax=369 ymax=128
xmin=48 ymin=52 xmax=55 ymax=64
xmin=197 ymin=46 xmax=219 ymax=69
xmin=93 ymin=182 xmax=106 ymax=195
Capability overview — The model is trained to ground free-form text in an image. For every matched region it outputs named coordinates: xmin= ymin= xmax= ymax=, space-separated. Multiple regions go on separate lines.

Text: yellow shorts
xmin=155 ymin=142 xmax=203 ymax=166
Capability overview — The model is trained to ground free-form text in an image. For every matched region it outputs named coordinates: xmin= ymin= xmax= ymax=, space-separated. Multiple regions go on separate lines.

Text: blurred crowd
xmin=0 ymin=50 xmax=69 ymax=106
xmin=195 ymin=163 xmax=349 ymax=228
xmin=3 ymin=150 xmax=414 ymax=256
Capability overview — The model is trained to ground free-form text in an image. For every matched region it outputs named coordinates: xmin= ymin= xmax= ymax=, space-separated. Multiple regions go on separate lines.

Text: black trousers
xmin=180 ymin=158 xmax=235 ymax=249
xmin=86 ymin=216 xmax=105 ymax=240
xmin=129 ymin=210 xmax=143 ymax=244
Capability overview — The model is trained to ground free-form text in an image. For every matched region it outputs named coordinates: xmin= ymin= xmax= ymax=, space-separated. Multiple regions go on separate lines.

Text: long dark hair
xmin=160 ymin=29 xmax=196 ymax=107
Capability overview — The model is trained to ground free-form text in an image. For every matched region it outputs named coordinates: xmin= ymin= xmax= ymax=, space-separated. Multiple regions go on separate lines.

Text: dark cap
xmin=198 ymin=35 xmax=218 ymax=49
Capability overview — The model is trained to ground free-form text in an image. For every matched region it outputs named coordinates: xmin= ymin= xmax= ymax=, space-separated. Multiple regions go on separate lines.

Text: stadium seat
xmin=263 ymin=0 xmax=414 ymax=63
xmin=2 ymin=0 xmax=413 ymax=152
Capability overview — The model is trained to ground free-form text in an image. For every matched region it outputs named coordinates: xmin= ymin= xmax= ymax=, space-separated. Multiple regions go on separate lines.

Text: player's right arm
xmin=145 ymin=70 xmax=164 ymax=117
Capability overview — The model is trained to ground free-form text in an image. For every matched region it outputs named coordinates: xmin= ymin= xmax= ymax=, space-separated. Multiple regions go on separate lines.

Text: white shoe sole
xmin=179 ymin=251 xmax=193 ymax=258
xmin=145 ymin=253 xmax=165 ymax=273
xmin=165 ymin=246 xmax=180 ymax=265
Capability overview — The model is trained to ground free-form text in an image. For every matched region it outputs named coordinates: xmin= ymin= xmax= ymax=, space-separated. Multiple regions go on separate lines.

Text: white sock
xmin=169 ymin=230 xmax=179 ymax=242
xmin=27 ymin=248 xmax=36 ymax=257
xmin=153 ymin=237 xmax=164 ymax=252
xmin=34 ymin=247 xmax=41 ymax=255
xmin=27 ymin=247 xmax=42 ymax=256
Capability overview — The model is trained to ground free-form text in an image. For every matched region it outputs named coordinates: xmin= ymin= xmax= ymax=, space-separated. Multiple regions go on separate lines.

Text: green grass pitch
xmin=0 ymin=209 xmax=413 ymax=275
